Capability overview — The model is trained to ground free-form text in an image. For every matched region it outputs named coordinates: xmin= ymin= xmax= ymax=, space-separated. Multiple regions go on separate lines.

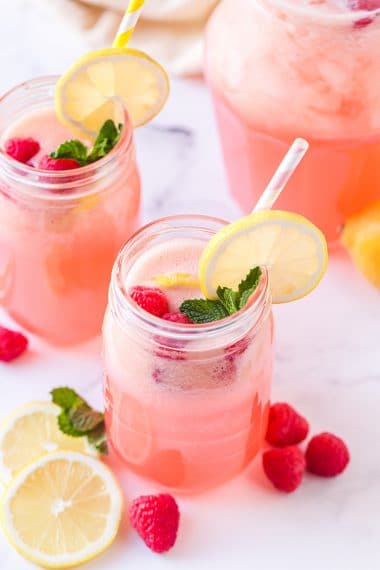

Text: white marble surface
xmin=0 ymin=2 xmax=380 ymax=569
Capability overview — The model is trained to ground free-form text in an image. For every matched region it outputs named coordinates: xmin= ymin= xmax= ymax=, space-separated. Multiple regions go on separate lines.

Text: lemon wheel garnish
xmin=1 ymin=451 xmax=123 ymax=568
xmin=0 ymin=402 xmax=96 ymax=484
xmin=199 ymin=210 xmax=328 ymax=303
xmin=55 ymin=47 xmax=170 ymax=140
xmin=153 ymin=272 xmax=200 ymax=289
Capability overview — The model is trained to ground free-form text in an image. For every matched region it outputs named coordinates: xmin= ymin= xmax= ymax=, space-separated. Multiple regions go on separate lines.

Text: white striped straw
xmin=253 ymin=138 xmax=309 ymax=212
xmin=113 ymin=0 xmax=145 ymax=48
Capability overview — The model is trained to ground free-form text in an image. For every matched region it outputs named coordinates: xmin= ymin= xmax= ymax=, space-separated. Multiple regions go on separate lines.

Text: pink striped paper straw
xmin=253 ymin=138 xmax=309 ymax=212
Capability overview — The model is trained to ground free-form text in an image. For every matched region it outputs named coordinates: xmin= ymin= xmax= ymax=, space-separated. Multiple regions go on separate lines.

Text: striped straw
xmin=113 ymin=0 xmax=145 ymax=48
xmin=253 ymin=138 xmax=309 ymax=212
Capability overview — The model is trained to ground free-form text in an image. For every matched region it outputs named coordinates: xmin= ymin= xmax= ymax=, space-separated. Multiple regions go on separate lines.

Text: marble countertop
xmin=1 ymin=2 xmax=380 ymax=569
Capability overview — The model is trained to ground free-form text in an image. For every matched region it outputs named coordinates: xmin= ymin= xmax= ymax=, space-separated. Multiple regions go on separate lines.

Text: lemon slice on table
xmin=0 ymin=402 xmax=96 ymax=484
xmin=1 ymin=451 xmax=123 ymax=568
xmin=199 ymin=210 xmax=328 ymax=303
xmin=55 ymin=47 xmax=170 ymax=140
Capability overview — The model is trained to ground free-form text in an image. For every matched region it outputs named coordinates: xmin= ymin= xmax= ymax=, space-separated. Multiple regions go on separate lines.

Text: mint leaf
xmin=87 ymin=120 xmax=122 ymax=164
xmin=49 ymin=120 xmax=122 ymax=166
xmin=217 ymin=287 xmax=240 ymax=314
xmin=57 ymin=410 xmax=84 ymax=437
xmin=51 ymin=386 xmax=108 ymax=454
xmin=180 ymin=299 xmax=229 ymax=324
xmin=238 ymin=267 xmax=262 ymax=297
xmin=180 ymin=266 xmax=262 ymax=324
xmin=69 ymin=404 xmax=104 ymax=433
xmin=87 ymin=423 xmax=108 ymax=455
xmin=51 ymin=387 xmax=85 ymax=411
xmin=50 ymin=140 xmax=88 ymax=165
xmin=238 ymin=267 xmax=262 ymax=309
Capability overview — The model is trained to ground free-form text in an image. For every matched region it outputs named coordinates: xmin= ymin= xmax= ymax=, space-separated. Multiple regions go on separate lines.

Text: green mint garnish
xmin=50 ymin=119 xmax=123 ymax=166
xmin=180 ymin=266 xmax=262 ymax=324
xmin=51 ymin=387 xmax=108 ymax=454
xmin=179 ymin=299 xmax=229 ymax=324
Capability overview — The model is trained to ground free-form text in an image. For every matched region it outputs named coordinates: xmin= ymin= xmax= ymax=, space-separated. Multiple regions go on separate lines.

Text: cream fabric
xmin=42 ymin=0 xmax=219 ymax=75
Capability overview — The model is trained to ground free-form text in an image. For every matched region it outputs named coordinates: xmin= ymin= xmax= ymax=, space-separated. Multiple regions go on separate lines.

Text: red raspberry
xmin=0 ymin=326 xmax=28 ymax=362
xmin=348 ymin=0 xmax=380 ymax=9
xmin=38 ymin=156 xmax=80 ymax=171
xmin=4 ymin=137 xmax=40 ymax=163
xmin=129 ymin=493 xmax=180 ymax=553
xmin=130 ymin=286 xmax=169 ymax=317
xmin=263 ymin=446 xmax=306 ymax=493
xmin=266 ymin=402 xmax=309 ymax=447
xmin=306 ymin=432 xmax=350 ymax=477
xmin=162 ymin=312 xmax=192 ymax=324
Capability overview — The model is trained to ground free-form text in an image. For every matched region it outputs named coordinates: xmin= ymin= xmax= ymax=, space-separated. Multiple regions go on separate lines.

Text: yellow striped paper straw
xmin=113 ymin=0 xmax=145 ymax=48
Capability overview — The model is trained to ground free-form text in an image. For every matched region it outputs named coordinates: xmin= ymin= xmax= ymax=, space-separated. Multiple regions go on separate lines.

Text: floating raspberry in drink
xmin=162 ymin=312 xmax=191 ymax=324
xmin=4 ymin=137 xmax=40 ymax=164
xmin=38 ymin=156 xmax=80 ymax=171
xmin=348 ymin=0 xmax=380 ymax=28
xmin=129 ymin=286 xmax=169 ymax=317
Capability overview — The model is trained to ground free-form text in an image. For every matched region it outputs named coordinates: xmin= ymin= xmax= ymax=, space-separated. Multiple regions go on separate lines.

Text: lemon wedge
xmin=0 ymin=402 xmax=96 ymax=484
xmin=55 ymin=47 xmax=170 ymax=140
xmin=153 ymin=272 xmax=200 ymax=289
xmin=199 ymin=210 xmax=328 ymax=303
xmin=1 ymin=451 xmax=123 ymax=568
xmin=342 ymin=200 xmax=380 ymax=288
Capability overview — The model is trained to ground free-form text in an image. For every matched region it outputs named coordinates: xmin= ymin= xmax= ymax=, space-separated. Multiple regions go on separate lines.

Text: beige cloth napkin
xmin=43 ymin=0 xmax=219 ymax=75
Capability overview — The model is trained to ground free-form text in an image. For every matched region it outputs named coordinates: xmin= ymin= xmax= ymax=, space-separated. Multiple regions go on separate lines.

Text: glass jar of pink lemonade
xmin=0 ymin=77 xmax=140 ymax=345
xmin=103 ymin=215 xmax=273 ymax=493
xmin=205 ymin=0 xmax=380 ymax=242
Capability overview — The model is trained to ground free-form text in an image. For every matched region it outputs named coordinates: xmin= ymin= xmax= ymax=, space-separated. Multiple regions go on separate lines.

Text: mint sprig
xmin=50 ymin=120 xmax=122 ymax=166
xmin=180 ymin=266 xmax=262 ymax=324
xmin=51 ymin=387 xmax=108 ymax=454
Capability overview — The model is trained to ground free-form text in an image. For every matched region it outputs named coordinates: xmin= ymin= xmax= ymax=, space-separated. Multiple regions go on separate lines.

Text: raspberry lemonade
xmin=103 ymin=216 xmax=273 ymax=493
xmin=0 ymin=48 xmax=168 ymax=344
xmin=0 ymin=77 xmax=140 ymax=345
xmin=206 ymin=0 xmax=380 ymax=241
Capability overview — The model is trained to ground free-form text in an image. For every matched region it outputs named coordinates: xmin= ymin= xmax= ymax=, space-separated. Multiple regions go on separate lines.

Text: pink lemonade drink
xmin=205 ymin=0 xmax=380 ymax=242
xmin=103 ymin=216 xmax=273 ymax=493
xmin=0 ymin=77 xmax=140 ymax=345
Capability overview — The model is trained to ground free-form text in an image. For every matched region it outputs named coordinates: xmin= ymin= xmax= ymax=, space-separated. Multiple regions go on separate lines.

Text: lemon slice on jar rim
xmin=199 ymin=210 xmax=328 ymax=304
xmin=55 ymin=47 xmax=170 ymax=140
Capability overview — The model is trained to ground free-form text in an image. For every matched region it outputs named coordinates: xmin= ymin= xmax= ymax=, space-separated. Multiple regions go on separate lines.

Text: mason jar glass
xmin=205 ymin=0 xmax=380 ymax=242
xmin=0 ymin=76 xmax=140 ymax=345
xmin=103 ymin=215 xmax=273 ymax=493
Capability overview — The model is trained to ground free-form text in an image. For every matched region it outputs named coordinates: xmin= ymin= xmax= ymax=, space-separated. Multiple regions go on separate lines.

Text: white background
xmin=0 ymin=2 xmax=380 ymax=569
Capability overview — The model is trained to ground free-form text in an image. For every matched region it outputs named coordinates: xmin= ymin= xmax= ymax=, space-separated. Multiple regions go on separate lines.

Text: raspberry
xmin=224 ymin=337 xmax=250 ymax=357
xmin=212 ymin=355 xmax=236 ymax=385
xmin=162 ymin=312 xmax=192 ymax=324
xmin=266 ymin=402 xmax=309 ymax=447
xmin=4 ymin=137 xmax=40 ymax=163
xmin=263 ymin=446 xmax=306 ymax=493
xmin=130 ymin=286 xmax=169 ymax=317
xmin=38 ymin=156 xmax=80 ymax=171
xmin=129 ymin=493 xmax=180 ymax=553
xmin=348 ymin=0 xmax=380 ymax=9
xmin=305 ymin=432 xmax=350 ymax=477
xmin=0 ymin=326 xmax=28 ymax=362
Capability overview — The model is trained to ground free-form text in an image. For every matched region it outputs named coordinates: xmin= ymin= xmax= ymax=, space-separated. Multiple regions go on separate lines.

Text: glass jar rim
xmin=109 ymin=214 xmax=271 ymax=342
xmin=256 ymin=0 xmax=380 ymax=25
xmin=0 ymin=75 xmax=133 ymax=202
